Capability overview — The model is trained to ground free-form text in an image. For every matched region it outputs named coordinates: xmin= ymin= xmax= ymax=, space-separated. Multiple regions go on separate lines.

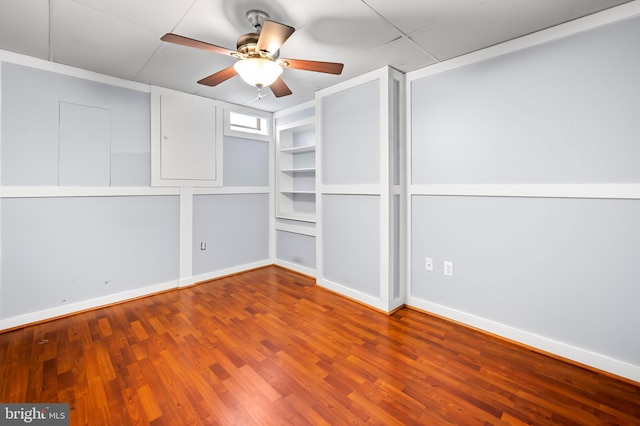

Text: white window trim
xmin=223 ymin=107 xmax=270 ymax=141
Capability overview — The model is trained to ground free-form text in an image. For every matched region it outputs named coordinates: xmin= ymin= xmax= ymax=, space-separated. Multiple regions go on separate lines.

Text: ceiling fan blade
xmin=257 ymin=21 xmax=295 ymax=54
xmin=280 ymin=58 xmax=344 ymax=75
xmin=161 ymin=33 xmax=237 ymax=56
xmin=197 ymin=66 xmax=238 ymax=87
xmin=270 ymin=77 xmax=293 ymax=98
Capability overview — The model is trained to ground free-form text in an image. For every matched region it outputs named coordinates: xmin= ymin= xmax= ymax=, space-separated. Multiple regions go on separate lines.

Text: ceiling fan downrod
xmin=246 ymin=10 xmax=269 ymax=32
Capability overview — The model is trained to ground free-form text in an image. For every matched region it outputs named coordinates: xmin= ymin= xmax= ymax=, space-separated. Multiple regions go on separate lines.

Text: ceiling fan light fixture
xmin=233 ymin=57 xmax=283 ymax=88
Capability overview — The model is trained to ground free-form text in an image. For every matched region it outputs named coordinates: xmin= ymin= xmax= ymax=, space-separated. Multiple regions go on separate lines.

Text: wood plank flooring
xmin=1 ymin=266 xmax=639 ymax=425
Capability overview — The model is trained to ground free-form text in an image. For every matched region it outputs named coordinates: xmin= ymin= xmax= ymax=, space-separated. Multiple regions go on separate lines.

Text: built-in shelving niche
xmin=275 ymin=116 xmax=316 ymax=222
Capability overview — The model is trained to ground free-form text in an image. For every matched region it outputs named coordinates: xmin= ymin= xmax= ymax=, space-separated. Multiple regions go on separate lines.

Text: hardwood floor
xmin=1 ymin=266 xmax=638 ymax=425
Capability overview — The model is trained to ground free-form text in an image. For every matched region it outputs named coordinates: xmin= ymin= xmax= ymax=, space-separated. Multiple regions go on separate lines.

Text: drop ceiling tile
xmin=284 ymin=70 xmax=341 ymax=94
xmin=169 ymin=0 xmax=241 ymax=52
xmin=68 ymin=0 xmax=194 ymax=32
xmin=51 ymin=0 xmax=162 ymax=80
xmin=279 ymin=0 xmax=403 ymax=64
xmin=0 ymin=0 xmax=50 ymax=60
xmin=342 ymin=37 xmax=439 ymax=77
xmin=135 ymin=43 xmax=236 ymax=94
xmin=204 ymin=0 xmax=347 ymax=31
xmin=363 ymin=0 xmax=474 ymax=34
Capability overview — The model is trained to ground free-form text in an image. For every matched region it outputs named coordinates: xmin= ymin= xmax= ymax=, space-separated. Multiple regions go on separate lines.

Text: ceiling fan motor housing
xmin=236 ymin=33 xmax=260 ymax=55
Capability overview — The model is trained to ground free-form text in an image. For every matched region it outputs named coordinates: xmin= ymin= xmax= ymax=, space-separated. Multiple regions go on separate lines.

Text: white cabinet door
xmin=151 ymin=87 xmax=222 ymax=187
xmin=160 ymin=91 xmax=217 ymax=181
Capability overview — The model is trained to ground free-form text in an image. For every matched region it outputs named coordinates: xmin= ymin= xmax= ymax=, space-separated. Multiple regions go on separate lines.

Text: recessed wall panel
xmin=276 ymin=230 xmax=316 ymax=269
xmin=192 ymin=194 xmax=269 ymax=274
xmin=322 ymin=80 xmax=380 ymax=185
xmin=0 ymin=196 xmax=179 ymax=319
xmin=411 ymin=195 xmax=640 ymax=366
xmin=223 ymin=136 xmax=269 ymax=186
xmin=411 ymin=16 xmax=640 ymax=185
xmin=58 ymin=102 xmax=111 ymax=186
xmin=322 ymin=194 xmax=380 ymax=297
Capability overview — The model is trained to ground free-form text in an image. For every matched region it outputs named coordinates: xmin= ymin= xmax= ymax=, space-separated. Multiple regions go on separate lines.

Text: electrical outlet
xmin=200 ymin=242 xmax=207 ymax=250
xmin=425 ymin=257 xmax=433 ymax=271
xmin=444 ymin=261 xmax=453 ymax=277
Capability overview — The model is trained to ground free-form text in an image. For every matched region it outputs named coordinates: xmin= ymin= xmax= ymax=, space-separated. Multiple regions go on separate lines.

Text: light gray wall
xmin=412 ymin=17 xmax=640 ymax=185
xmin=0 ymin=196 xmax=179 ymax=318
xmin=1 ymin=62 xmax=150 ymax=186
xmin=276 ymin=230 xmax=316 ymax=269
xmin=321 ymin=80 xmax=380 ymax=185
xmin=223 ymin=136 xmax=269 ymax=186
xmin=322 ymin=194 xmax=380 ymax=297
xmin=0 ymin=60 xmax=272 ymax=325
xmin=410 ymin=16 xmax=640 ymax=366
xmin=411 ymin=196 xmax=640 ymax=365
xmin=192 ymin=194 xmax=269 ymax=274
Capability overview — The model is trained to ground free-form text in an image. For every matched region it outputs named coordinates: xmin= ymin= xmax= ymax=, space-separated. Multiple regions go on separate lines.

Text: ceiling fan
xmin=161 ymin=10 xmax=344 ymax=98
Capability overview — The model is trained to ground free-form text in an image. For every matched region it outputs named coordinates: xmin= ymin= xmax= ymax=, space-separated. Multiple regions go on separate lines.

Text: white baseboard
xmin=0 ymin=279 xmax=178 ymax=331
xmin=274 ymin=259 xmax=316 ymax=278
xmin=317 ymin=277 xmax=396 ymax=313
xmin=407 ymin=296 xmax=640 ymax=384
xmin=181 ymin=260 xmax=273 ymax=287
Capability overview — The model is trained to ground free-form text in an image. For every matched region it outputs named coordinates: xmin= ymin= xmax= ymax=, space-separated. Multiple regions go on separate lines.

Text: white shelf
xmin=281 ymin=190 xmax=316 ymax=195
xmin=280 ymin=145 xmax=315 ymax=154
xmin=281 ymin=167 xmax=316 ymax=173
xmin=276 ymin=211 xmax=316 ymax=223
xmin=276 ymin=117 xmax=316 ymax=222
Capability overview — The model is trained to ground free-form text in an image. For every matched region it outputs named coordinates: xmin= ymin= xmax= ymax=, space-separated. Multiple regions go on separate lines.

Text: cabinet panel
xmin=160 ymin=92 xmax=216 ymax=181
xmin=151 ymin=87 xmax=222 ymax=187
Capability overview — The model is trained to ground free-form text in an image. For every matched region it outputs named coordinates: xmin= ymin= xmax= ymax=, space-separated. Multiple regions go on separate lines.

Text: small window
xmin=229 ymin=111 xmax=268 ymax=135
